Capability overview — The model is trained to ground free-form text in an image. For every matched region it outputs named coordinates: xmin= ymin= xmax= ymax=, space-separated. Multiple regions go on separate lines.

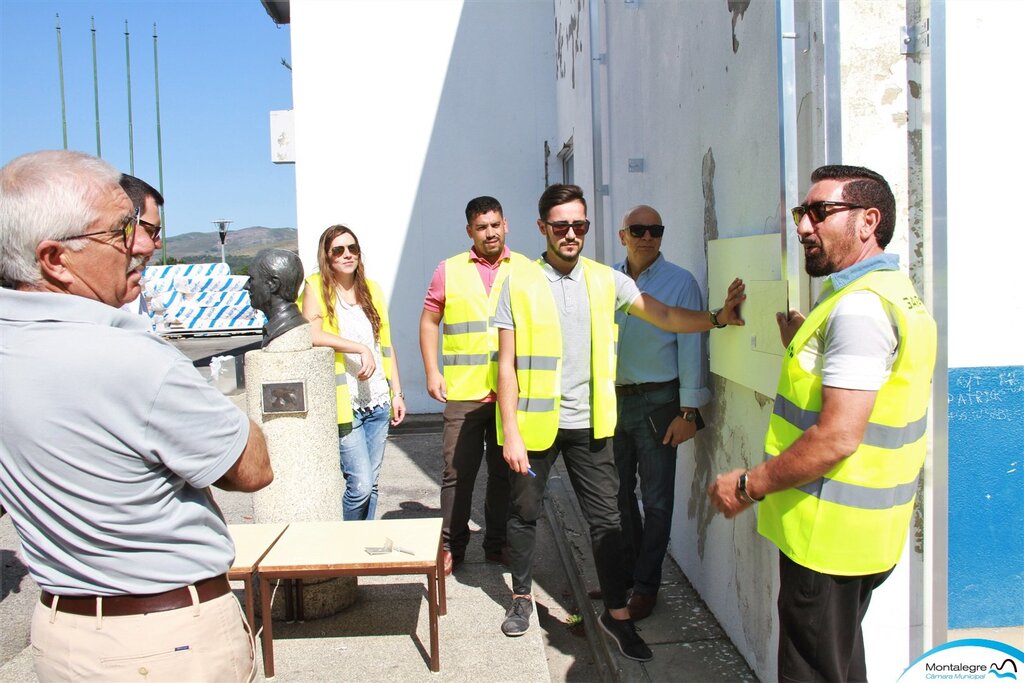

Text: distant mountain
xmin=166 ymin=226 xmax=297 ymax=260
xmin=156 ymin=226 xmax=297 ymax=275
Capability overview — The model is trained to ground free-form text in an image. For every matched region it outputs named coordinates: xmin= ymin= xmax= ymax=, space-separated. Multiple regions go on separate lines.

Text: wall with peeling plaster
xmin=549 ymin=0 xmax=927 ymax=678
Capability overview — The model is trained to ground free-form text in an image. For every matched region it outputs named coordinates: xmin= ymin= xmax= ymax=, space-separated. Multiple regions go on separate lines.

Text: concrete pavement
xmin=0 ymin=411 xmax=755 ymax=682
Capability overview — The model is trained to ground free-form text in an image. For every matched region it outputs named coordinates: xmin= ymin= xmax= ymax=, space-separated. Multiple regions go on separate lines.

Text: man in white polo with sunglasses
xmin=492 ymin=183 xmax=745 ymax=661
xmin=0 ymin=150 xmax=273 ymax=682
xmin=610 ymin=204 xmax=710 ymax=622
xmin=708 ymin=165 xmax=936 ymax=682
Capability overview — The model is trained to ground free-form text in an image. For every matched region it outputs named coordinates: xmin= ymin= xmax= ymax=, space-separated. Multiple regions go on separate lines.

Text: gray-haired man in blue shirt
xmin=612 ymin=204 xmax=710 ymax=621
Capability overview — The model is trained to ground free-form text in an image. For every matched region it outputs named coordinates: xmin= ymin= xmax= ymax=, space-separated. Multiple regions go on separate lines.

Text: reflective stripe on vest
xmin=441 ymin=253 xmax=519 ymax=401
xmin=299 ymin=272 xmax=354 ymax=427
xmin=757 ymin=269 xmax=937 ymax=576
xmin=496 ymin=256 xmax=620 ymax=451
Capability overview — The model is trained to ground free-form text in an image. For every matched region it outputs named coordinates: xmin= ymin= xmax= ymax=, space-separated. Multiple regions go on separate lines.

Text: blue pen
xmin=527 ymin=467 xmax=537 ymax=478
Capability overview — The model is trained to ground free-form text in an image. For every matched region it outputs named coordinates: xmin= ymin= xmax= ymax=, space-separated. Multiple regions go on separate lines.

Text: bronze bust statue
xmin=245 ymin=248 xmax=307 ymax=347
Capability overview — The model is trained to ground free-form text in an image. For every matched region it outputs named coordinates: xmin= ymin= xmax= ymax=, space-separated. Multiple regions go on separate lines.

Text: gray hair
xmin=0 ymin=150 xmax=122 ymax=287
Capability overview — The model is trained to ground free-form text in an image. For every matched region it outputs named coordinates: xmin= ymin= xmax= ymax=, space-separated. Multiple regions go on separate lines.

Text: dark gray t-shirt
xmin=493 ymin=255 xmax=641 ymax=428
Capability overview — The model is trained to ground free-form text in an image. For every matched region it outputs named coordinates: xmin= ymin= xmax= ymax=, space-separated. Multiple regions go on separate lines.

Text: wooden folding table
xmin=255 ymin=518 xmax=446 ymax=677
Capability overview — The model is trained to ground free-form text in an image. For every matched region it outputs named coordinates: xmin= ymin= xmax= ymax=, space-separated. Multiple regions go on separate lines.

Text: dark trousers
xmin=507 ymin=428 xmax=632 ymax=609
xmin=777 ymin=552 xmax=894 ymax=683
xmin=613 ymin=385 xmax=679 ymax=595
xmin=440 ymin=400 xmax=509 ymax=558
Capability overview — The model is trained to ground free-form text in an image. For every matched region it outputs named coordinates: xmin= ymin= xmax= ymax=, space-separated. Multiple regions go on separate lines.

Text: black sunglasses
xmin=791 ymin=201 xmax=866 ymax=226
xmin=137 ymin=218 xmax=162 ymax=242
xmin=56 ymin=208 xmax=140 ymax=250
xmin=330 ymin=243 xmax=361 ymax=257
xmin=543 ymin=220 xmax=590 ymax=237
xmin=627 ymin=224 xmax=665 ymax=238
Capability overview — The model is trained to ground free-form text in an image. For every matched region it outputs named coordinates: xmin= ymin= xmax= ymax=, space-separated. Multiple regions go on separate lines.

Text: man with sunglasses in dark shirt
xmin=611 ymin=205 xmax=710 ymax=621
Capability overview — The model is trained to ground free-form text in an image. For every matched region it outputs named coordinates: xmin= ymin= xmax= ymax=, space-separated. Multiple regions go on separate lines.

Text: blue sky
xmin=1 ymin=0 xmax=296 ymax=237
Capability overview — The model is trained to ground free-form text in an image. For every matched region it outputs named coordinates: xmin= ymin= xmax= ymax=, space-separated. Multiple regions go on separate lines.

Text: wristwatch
xmin=679 ymin=408 xmax=698 ymax=423
xmin=737 ymin=471 xmax=764 ymax=504
xmin=710 ymin=308 xmax=727 ymax=329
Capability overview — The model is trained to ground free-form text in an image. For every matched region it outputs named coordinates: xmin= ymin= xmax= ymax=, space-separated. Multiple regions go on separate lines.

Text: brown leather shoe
xmin=627 ymin=591 xmax=657 ymax=621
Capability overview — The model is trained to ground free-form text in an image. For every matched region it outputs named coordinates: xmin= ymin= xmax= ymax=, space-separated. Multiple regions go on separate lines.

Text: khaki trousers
xmin=31 ymin=591 xmax=256 ymax=682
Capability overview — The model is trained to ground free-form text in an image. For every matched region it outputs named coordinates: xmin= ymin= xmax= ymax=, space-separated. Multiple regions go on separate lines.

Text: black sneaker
xmin=501 ymin=596 xmax=533 ymax=637
xmin=599 ymin=609 xmax=653 ymax=662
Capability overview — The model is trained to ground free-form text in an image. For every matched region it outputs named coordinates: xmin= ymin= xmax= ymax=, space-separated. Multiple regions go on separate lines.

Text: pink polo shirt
xmin=422 ymin=245 xmax=513 ymax=403
xmin=422 ymin=245 xmax=512 ymax=313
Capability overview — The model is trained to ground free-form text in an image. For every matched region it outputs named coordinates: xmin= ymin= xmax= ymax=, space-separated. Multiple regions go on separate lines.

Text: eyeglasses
xmin=626 ymin=224 xmax=665 ymax=238
xmin=138 ymin=218 xmax=162 ymax=242
xmin=543 ymin=220 xmax=590 ymax=237
xmin=790 ymin=201 xmax=866 ymax=226
xmin=56 ymin=208 xmax=141 ymax=250
xmin=330 ymin=243 xmax=360 ymax=258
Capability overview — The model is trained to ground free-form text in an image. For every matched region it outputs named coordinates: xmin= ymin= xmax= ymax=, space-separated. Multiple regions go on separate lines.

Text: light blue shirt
xmin=816 ymin=252 xmax=901 ymax=303
xmin=614 ymin=253 xmax=710 ymax=409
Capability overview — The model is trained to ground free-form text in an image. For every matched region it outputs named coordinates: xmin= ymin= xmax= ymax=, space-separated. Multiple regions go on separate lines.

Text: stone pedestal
xmin=245 ymin=324 xmax=357 ymax=617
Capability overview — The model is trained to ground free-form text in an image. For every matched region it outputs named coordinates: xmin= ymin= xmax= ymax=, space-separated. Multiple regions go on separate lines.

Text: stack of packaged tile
xmin=141 ymin=262 xmax=266 ymax=335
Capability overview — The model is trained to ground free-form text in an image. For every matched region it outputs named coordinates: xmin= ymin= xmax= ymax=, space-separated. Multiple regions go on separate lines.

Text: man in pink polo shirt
xmin=419 ymin=196 xmax=527 ymax=575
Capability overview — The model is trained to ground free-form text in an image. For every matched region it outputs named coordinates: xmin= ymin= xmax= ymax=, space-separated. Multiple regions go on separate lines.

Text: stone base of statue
xmin=245 ymin=323 xmax=357 ymax=617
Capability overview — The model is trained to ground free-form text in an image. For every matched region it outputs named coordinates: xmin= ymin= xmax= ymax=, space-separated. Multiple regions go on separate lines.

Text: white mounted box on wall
xmin=269 ymin=110 xmax=295 ymax=164
xmin=708 ymin=234 xmax=788 ymax=397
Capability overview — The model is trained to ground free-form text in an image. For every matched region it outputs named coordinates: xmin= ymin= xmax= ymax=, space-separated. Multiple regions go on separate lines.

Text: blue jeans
xmin=613 ymin=385 xmax=678 ymax=595
xmin=339 ymin=403 xmax=390 ymax=521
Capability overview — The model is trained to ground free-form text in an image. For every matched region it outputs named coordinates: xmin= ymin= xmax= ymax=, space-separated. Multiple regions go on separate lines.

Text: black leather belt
xmin=615 ymin=379 xmax=679 ymax=396
xmin=40 ymin=574 xmax=231 ymax=617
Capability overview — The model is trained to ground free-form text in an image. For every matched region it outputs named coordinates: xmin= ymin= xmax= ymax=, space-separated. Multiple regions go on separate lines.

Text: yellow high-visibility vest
xmin=441 ymin=251 xmax=524 ymax=400
xmin=366 ymin=278 xmax=393 ymax=386
xmin=758 ymin=269 xmax=937 ymax=576
xmin=299 ymin=275 xmax=394 ymax=425
xmin=496 ymin=256 xmax=619 ymax=451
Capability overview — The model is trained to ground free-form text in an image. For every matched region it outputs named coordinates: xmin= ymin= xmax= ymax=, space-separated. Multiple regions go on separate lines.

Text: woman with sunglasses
xmin=300 ymin=225 xmax=406 ymax=521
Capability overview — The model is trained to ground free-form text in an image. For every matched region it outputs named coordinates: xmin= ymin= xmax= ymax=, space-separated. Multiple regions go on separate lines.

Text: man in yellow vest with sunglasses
xmin=708 ymin=165 xmax=937 ymax=682
xmin=420 ymin=196 xmax=527 ymax=575
xmin=494 ymin=183 xmax=746 ymax=661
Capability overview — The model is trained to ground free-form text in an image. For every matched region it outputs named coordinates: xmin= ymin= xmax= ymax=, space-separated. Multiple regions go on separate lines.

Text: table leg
xmin=427 ymin=568 xmax=440 ymax=672
xmin=296 ymin=579 xmax=305 ymax=622
xmin=283 ymin=579 xmax=295 ymax=622
xmin=259 ymin=575 xmax=275 ymax=678
xmin=436 ymin=538 xmax=447 ymax=616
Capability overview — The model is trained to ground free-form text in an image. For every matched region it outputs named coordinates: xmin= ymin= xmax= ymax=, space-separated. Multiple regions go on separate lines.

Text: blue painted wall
xmin=948 ymin=366 xmax=1024 ymax=628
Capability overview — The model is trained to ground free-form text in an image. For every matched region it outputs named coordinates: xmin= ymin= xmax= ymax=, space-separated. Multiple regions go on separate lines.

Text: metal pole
xmin=124 ymin=20 xmax=135 ymax=175
xmin=56 ymin=14 xmax=68 ymax=149
xmin=153 ymin=23 xmax=166 ymax=264
xmin=91 ymin=17 xmax=102 ymax=157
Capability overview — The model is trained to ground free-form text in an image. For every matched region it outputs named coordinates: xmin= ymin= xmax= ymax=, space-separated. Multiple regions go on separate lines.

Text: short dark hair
xmin=119 ymin=174 xmax=164 ymax=213
xmin=810 ymin=165 xmax=895 ymax=248
xmin=465 ymin=196 xmax=503 ymax=223
xmin=538 ymin=184 xmax=586 ymax=221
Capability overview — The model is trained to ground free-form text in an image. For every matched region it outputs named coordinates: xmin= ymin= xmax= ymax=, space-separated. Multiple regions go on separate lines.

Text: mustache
xmin=127 ymin=255 xmax=148 ymax=274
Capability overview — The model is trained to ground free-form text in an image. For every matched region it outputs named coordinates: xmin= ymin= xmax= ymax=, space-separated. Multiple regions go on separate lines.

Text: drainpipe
xmin=589 ymin=0 xmax=608 ymax=260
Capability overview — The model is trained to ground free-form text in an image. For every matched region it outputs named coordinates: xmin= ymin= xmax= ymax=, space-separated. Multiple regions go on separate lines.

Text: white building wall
xmin=289 ymin=0 xmax=556 ymax=413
